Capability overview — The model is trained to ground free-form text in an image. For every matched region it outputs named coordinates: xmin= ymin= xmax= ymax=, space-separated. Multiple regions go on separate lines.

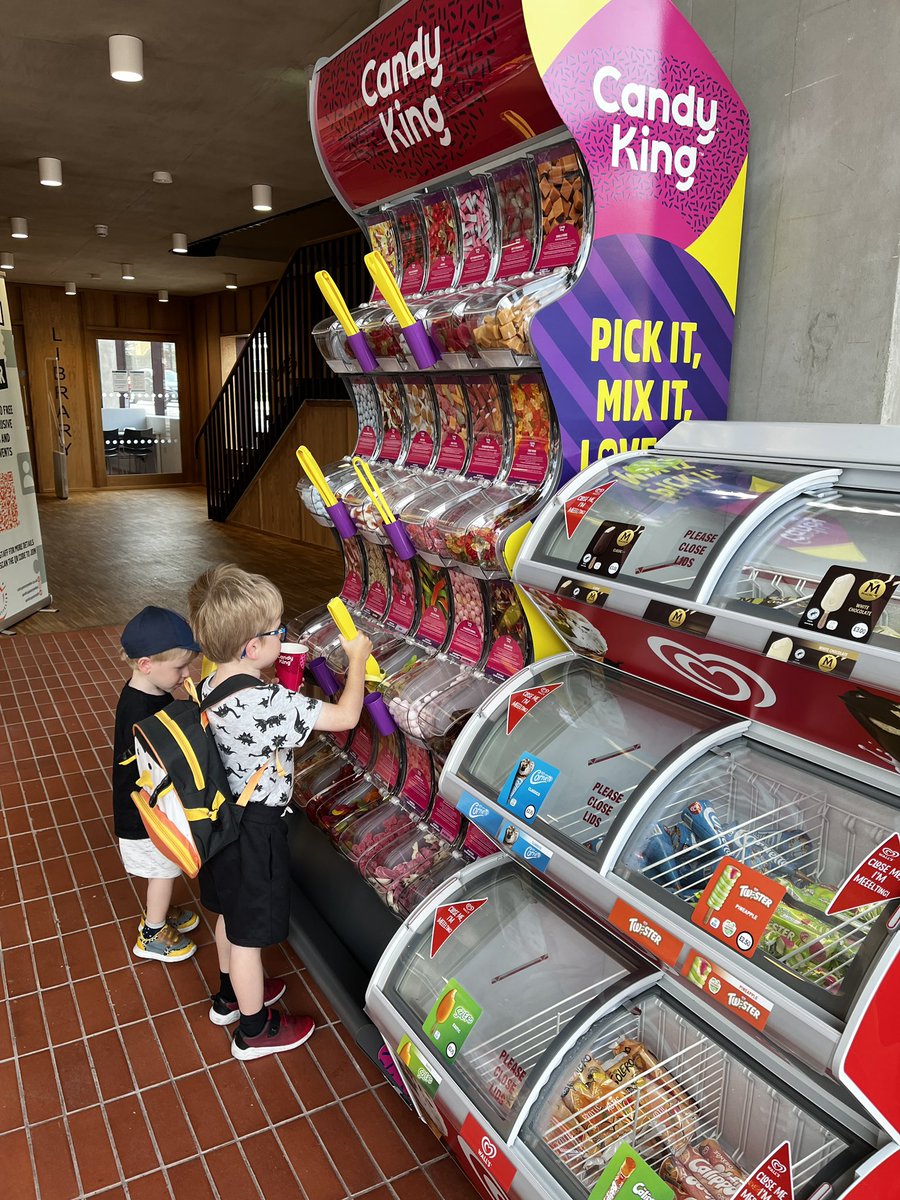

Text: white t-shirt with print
xmin=202 ymin=674 xmax=322 ymax=809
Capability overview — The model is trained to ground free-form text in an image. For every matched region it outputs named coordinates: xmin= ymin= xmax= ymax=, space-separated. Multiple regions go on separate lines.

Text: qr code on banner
xmin=0 ymin=471 xmax=19 ymax=534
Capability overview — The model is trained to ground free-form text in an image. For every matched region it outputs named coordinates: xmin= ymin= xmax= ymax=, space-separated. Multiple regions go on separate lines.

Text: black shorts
xmin=198 ymin=804 xmax=291 ymax=948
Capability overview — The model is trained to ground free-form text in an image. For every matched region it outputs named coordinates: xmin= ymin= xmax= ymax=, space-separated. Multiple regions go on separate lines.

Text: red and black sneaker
xmin=231 ymin=1008 xmax=315 ymax=1061
xmin=208 ymin=978 xmax=287 ymax=1026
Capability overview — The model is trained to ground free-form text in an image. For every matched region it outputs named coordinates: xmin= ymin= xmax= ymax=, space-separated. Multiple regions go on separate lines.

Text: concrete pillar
xmin=674 ymin=0 xmax=900 ymax=426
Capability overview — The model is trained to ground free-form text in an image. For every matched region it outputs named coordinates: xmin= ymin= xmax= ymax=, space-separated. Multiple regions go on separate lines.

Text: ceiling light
xmin=38 ymin=157 xmax=62 ymax=187
xmin=172 ymin=233 xmax=188 ymax=254
xmin=158 ymin=290 xmax=169 ymax=303
xmin=121 ymin=263 xmax=135 ymax=280
xmin=10 ymin=218 xmax=28 ymax=239
xmin=251 ymin=184 xmax=273 ymax=212
xmin=225 ymin=274 xmax=238 ymax=290
xmin=95 ymin=224 xmax=109 ymax=237
xmin=65 ymin=282 xmax=77 ymax=296
xmin=0 ymin=251 xmax=14 ymax=270
xmin=152 ymin=171 xmax=173 ymax=185
xmin=109 ymin=35 xmax=143 ymax=83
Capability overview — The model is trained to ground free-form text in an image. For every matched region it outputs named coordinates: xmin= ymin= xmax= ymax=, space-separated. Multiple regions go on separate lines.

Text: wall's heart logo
xmin=647 ymin=637 xmax=777 ymax=708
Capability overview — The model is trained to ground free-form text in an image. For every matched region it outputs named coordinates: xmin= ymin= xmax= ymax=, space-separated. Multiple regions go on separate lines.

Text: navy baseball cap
xmin=121 ymin=606 xmax=200 ymax=658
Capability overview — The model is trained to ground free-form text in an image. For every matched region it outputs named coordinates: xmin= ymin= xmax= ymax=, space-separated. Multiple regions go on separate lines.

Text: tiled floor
xmin=16 ymin=488 xmax=344 ymax=636
xmin=0 ymin=495 xmax=478 ymax=1198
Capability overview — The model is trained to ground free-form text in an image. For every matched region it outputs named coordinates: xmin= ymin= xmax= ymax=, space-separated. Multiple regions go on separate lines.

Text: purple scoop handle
xmin=401 ymin=320 xmax=441 ymax=370
xmin=326 ymin=500 xmax=357 ymax=539
xmin=347 ymin=330 xmax=378 ymax=372
xmin=364 ymin=692 xmax=397 ymax=736
xmin=308 ymin=657 xmax=340 ymax=697
xmin=384 ymin=519 xmax=417 ymax=561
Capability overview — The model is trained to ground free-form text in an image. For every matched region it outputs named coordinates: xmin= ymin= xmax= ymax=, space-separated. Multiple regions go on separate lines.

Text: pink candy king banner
xmin=524 ymin=0 xmax=749 ymax=478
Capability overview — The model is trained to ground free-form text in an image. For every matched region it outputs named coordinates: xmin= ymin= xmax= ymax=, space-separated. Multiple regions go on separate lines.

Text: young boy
xmin=113 ymin=606 xmax=202 ymax=962
xmin=190 ymin=564 xmax=371 ymax=1060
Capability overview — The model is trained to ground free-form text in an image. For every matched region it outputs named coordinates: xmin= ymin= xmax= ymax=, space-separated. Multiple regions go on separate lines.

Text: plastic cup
xmin=275 ymin=642 xmax=307 ymax=691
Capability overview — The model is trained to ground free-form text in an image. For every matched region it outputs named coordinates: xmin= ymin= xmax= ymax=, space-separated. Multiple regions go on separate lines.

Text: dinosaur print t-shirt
xmin=201 ymin=674 xmax=322 ymax=809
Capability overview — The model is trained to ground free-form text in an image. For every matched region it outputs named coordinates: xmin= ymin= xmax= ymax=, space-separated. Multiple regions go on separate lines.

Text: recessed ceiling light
xmin=121 ymin=263 xmax=135 ymax=280
xmin=109 ymin=35 xmax=143 ymax=83
xmin=0 ymin=251 xmax=14 ymax=270
xmin=152 ymin=171 xmax=173 ymax=185
xmin=38 ymin=157 xmax=62 ymax=187
xmin=65 ymin=282 xmax=77 ymax=296
xmin=225 ymin=274 xmax=238 ymax=290
xmin=95 ymin=224 xmax=109 ymax=237
xmin=10 ymin=218 xmax=28 ymax=239
xmin=251 ymin=184 xmax=273 ymax=212
xmin=158 ymin=290 xmax=169 ymax=303
xmin=172 ymin=233 xmax=188 ymax=253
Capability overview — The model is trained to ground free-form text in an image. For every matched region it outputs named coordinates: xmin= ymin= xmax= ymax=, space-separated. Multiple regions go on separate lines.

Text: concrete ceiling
xmin=0 ymin=1 xmax=381 ymax=295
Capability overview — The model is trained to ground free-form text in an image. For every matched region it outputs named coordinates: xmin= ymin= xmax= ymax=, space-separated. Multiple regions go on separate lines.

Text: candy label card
xmin=423 ymin=978 xmax=482 ymax=1061
xmin=799 ymin=566 xmax=898 ymax=642
xmin=692 ymin=857 xmax=786 ymax=957
xmin=495 ymin=754 xmax=559 ymax=823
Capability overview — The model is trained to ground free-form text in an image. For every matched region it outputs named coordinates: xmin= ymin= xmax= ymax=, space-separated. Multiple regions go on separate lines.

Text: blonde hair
xmin=190 ymin=564 xmax=283 ymax=663
xmin=121 ymin=646 xmax=195 ymax=670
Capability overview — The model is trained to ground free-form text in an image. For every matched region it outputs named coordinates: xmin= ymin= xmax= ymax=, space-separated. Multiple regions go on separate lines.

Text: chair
xmin=102 ymin=429 xmax=120 ymax=471
xmin=121 ymin=427 xmax=154 ymax=473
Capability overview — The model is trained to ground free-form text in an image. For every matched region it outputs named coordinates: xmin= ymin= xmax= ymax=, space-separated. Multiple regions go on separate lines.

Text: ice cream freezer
xmin=366 ymin=856 xmax=892 ymax=1200
xmin=436 ymin=652 xmax=900 ymax=1133
xmin=512 ymin=425 xmax=900 ymax=731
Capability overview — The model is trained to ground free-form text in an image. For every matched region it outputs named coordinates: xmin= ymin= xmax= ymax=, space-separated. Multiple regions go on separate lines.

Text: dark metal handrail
xmin=196 ymin=229 xmax=368 ymax=520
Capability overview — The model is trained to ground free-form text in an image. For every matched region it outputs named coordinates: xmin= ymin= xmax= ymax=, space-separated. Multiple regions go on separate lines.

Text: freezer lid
xmin=710 ymin=488 xmax=900 ymax=653
xmin=380 ymin=857 xmax=648 ymax=1139
xmin=521 ymin=985 xmax=867 ymax=1200
xmin=659 ymin=421 xmax=900 ymax=472
xmin=520 ymin=454 xmax=835 ymax=599
xmin=612 ymin=737 xmax=900 ymax=1025
xmin=441 ymin=654 xmax=737 ymax=862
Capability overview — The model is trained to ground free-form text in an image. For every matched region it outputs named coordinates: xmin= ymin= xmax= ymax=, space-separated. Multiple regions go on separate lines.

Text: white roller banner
xmin=0 ymin=279 xmax=50 ymax=630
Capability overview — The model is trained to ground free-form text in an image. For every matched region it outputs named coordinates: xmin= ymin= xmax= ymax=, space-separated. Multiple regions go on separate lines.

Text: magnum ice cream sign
xmin=523 ymin=0 xmax=750 ymax=478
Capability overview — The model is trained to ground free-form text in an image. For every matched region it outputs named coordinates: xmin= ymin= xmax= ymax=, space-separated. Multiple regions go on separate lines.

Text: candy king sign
xmin=523 ymin=0 xmax=750 ymax=478
xmin=361 ymin=26 xmax=450 ymax=153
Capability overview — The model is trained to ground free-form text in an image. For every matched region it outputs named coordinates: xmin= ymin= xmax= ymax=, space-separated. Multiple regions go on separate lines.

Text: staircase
xmin=196 ymin=231 xmax=369 ymax=520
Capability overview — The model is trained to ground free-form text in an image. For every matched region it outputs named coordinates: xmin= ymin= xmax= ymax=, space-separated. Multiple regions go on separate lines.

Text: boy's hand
xmin=340 ymin=633 xmax=373 ymax=665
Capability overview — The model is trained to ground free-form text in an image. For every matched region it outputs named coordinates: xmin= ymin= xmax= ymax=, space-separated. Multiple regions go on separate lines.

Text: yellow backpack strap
xmin=184 ymin=677 xmax=199 ymax=704
xmin=119 ymin=753 xmax=137 ymax=766
xmin=235 ymin=760 xmax=271 ymax=807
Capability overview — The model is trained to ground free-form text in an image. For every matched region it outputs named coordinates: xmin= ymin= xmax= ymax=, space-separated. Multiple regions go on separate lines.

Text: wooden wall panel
xmin=227 ymin=400 xmax=355 ymax=548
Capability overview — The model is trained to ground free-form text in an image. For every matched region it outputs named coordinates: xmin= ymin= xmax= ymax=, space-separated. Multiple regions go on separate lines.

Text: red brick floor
xmin=0 ymin=626 xmax=478 ymax=1200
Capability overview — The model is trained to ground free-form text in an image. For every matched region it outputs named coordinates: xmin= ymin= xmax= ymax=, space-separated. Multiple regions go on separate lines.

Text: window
xmin=97 ymin=338 xmax=182 ymax=476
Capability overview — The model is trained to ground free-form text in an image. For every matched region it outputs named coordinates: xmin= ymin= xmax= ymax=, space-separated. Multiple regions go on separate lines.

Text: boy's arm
xmin=313 ymin=634 xmax=371 ymax=732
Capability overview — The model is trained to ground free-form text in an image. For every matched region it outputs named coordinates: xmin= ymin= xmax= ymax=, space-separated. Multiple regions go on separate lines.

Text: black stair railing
xmin=196 ymin=230 xmax=369 ymax=520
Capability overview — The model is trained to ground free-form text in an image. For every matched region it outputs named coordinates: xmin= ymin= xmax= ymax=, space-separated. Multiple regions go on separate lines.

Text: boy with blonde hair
xmin=113 ymin=607 xmax=201 ymax=961
xmin=191 ymin=564 xmax=371 ymax=1060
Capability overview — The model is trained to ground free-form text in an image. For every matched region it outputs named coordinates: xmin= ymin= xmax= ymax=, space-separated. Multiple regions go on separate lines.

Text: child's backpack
xmin=130 ymin=674 xmax=268 ymax=878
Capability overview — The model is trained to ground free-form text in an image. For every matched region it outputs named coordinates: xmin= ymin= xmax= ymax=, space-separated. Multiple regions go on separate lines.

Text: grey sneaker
xmin=133 ymin=922 xmax=197 ymax=962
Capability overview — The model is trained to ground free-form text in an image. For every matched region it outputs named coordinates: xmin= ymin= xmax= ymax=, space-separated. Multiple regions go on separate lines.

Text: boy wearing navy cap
xmin=112 ymin=606 xmax=201 ymax=962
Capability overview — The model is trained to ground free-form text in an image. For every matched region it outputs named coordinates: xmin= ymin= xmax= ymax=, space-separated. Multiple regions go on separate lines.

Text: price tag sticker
xmin=800 ymin=566 xmax=898 ymax=642
xmin=578 ymin=521 xmax=644 ymax=577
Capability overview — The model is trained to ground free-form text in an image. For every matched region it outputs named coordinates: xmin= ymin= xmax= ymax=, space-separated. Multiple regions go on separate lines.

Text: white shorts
xmin=118 ymin=837 xmax=181 ymax=880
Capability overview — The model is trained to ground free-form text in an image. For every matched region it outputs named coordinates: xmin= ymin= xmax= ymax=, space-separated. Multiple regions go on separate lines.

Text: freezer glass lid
xmin=615 ymin=739 xmax=900 ymax=1018
xmin=455 ymin=656 xmax=729 ymax=858
xmin=711 ymin=488 xmax=900 ymax=649
xmin=523 ymin=988 xmax=855 ymax=1200
xmin=532 ymin=457 xmax=806 ymax=593
xmin=387 ymin=859 xmax=639 ymax=1135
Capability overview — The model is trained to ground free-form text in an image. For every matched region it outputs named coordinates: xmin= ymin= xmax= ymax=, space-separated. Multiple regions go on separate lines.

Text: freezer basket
xmin=525 ymin=990 xmax=852 ymax=1198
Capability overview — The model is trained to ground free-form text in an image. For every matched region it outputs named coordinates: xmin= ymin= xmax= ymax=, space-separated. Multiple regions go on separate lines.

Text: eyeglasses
xmin=241 ymin=623 xmax=287 ymax=658
xmin=256 ymin=624 xmax=288 ymax=641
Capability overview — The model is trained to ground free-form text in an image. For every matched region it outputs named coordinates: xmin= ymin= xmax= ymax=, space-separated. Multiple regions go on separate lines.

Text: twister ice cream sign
xmin=523 ymin=0 xmax=749 ymax=478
